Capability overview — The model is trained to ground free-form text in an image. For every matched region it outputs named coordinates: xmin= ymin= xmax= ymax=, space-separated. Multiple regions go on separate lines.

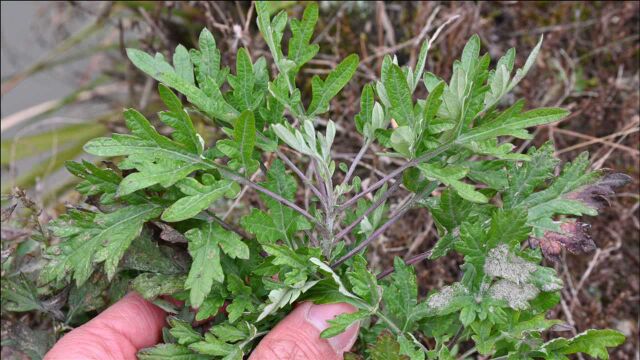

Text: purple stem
xmin=341 ymin=140 xmax=371 ymax=187
xmin=376 ymin=250 xmax=433 ymax=280
xmin=334 ymin=177 xmax=401 ymax=241
xmin=338 ymin=142 xmax=453 ymax=211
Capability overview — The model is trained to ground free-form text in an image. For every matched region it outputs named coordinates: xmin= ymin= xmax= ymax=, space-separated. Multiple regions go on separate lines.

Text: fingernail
xmin=305 ymin=303 xmax=359 ymax=354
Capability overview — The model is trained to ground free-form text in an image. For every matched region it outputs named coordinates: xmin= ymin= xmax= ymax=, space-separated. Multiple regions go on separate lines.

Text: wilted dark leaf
xmin=565 ymin=172 xmax=632 ymax=210
xmin=153 ymin=221 xmax=188 ymax=244
xmin=1 ymin=320 xmax=55 ymax=360
xmin=121 ymin=231 xmax=186 ymax=274
xmin=39 ymin=287 xmax=69 ymax=321
xmin=67 ymin=273 xmax=109 ymax=323
xmin=534 ymin=221 xmax=596 ymax=261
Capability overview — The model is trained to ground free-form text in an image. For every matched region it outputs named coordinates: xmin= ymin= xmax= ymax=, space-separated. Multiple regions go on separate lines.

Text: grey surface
xmin=1 ymin=2 xmax=77 ymax=120
xmin=1 ymin=2 xmax=106 ymax=195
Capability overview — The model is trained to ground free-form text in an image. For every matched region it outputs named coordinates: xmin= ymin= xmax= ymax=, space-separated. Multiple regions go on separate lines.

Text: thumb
xmin=44 ymin=292 xmax=166 ymax=360
xmin=249 ymin=302 xmax=359 ymax=360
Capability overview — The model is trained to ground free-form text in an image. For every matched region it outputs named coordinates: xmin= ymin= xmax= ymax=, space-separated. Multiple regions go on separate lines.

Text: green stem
xmin=349 ymin=295 xmax=428 ymax=353
xmin=374 ymin=310 xmax=430 ymax=353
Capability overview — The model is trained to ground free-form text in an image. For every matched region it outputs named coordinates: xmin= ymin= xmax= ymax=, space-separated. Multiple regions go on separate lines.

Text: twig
xmin=243 ymin=2 xmax=254 ymax=33
xmin=509 ymin=19 xmax=597 ymax=37
xmin=559 ymin=294 xmax=585 ymax=360
xmin=333 ymin=182 xmax=437 ymax=268
xmin=222 ymin=172 xmax=259 ymax=221
xmin=361 ymin=13 xmax=460 ymax=64
xmin=406 ymin=216 xmax=434 ymax=256
xmin=312 ymin=2 xmax=348 ymax=44
xmin=339 ymin=142 xmax=454 ymax=211
xmin=591 ymin=120 xmax=638 ymax=169
xmin=276 ymin=150 xmax=326 ymax=209
xmin=570 ymin=228 xmax=623 ymax=310
xmin=334 ymin=177 xmax=402 ymax=241
xmin=207 ymin=211 xmax=253 ymax=240
xmin=222 ymin=168 xmax=318 ymax=224
xmin=222 ymin=154 xmax=272 ymax=221
xmin=376 ymin=1 xmax=396 ymax=48
xmin=457 ymin=346 xmax=477 ymax=360
xmin=553 ymin=128 xmax=635 ymax=153
xmin=555 ymin=125 xmax=638 ymax=155
xmin=376 ymin=250 xmax=433 ymax=280
xmin=137 ymin=6 xmax=170 ymax=47
xmin=341 ymin=140 xmax=371 ymax=187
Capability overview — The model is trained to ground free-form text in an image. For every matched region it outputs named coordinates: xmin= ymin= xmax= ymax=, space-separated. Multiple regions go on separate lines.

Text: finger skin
xmin=249 ymin=302 xmax=359 ymax=360
xmin=44 ymin=292 xmax=166 ymax=360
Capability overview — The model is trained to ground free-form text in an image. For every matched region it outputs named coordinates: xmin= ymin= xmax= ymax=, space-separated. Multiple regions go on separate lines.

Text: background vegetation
xmin=1 ymin=1 xmax=638 ymax=358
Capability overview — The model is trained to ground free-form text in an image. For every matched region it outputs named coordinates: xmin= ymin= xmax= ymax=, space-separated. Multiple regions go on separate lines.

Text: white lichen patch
xmin=484 ymin=244 xmax=537 ymax=284
xmin=427 ymin=282 xmax=468 ymax=311
xmin=489 ymin=279 xmax=539 ymax=310
xmin=540 ymin=275 xmax=563 ymax=292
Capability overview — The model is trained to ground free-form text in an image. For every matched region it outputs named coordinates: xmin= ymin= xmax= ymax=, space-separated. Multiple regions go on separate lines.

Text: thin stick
xmin=339 ymin=142 xmax=453 ymax=211
xmin=208 ymin=211 xmax=253 ymax=240
xmin=406 ymin=216 xmax=434 ymax=256
xmin=361 ymin=14 xmax=460 ymax=64
xmin=554 ymin=127 xmax=639 ymax=156
xmin=332 ymin=194 xmax=416 ymax=268
xmin=222 ymin=154 xmax=273 ymax=221
xmin=376 ymin=250 xmax=433 ymax=280
xmin=341 ymin=140 xmax=371 ymax=187
xmin=570 ymin=228 xmax=622 ymax=310
xmin=555 ymin=126 xmax=638 ymax=155
xmin=276 ymin=150 xmax=326 ymax=208
xmin=219 ymin=167 xmax=319 ymax=227
xmin=333 ymin=179 xmax=438 ymax=268
xmin=457 ymin=346 xmax=477 ymax=360
xmin=334 ymin=177 xmax=402 ymax=241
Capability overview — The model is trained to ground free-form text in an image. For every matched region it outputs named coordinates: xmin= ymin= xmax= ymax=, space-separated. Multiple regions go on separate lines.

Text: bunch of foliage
xmin=2 ymin=3 xmax=630 ymax=359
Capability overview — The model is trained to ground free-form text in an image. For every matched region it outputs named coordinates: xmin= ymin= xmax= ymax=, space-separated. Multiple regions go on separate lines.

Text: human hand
xmin=44 ymin=292 xmax=359 ymax=360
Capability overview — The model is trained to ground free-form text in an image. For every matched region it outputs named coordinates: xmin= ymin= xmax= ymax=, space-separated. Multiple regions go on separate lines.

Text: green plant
xmin=3 ymin=3 xmax=630 ymax=359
